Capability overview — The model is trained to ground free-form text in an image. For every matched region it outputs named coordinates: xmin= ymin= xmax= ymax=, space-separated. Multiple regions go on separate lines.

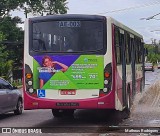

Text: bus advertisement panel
xmin=33 ymin=55 xmax=104 ymax=90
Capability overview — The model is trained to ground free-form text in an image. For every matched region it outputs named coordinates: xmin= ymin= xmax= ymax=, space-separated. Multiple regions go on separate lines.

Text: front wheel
xmin=14 ymin=99 xmax=23 ymax=115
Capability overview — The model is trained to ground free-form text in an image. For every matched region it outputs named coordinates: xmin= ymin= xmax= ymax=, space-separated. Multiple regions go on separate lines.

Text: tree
xmin=0 ymin=16 xmax=24 ymax=69
xmin=0 ymin=32 xmax=14 ymax=80
xmin=0 ymin=0 xmax=68 ymax=81
xmin=144 ymin=44 xmax=160 ymax=64
xmin=24 ymin=0 xmax=68 ymax=16
xmin=0 ymin=0 xmax=68 ymax=17
xmin=0 ymin=0 xmax=23 ymax=17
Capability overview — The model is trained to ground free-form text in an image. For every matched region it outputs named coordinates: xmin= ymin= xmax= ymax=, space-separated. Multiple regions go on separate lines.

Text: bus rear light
xmin=99 ymin=92 xmax=106 ymax=97
xmin=28 ymin=81 xmax=32 ymax=85
xmin=104 ymin=80 xmax=109 ymax=85
xmin=29 ymin=91 xmax=37 ymax=98
xmin=99 ymin=63 xmax=112 ymax=97
xmin=29 ymin=88 xmax=34 ymax=93
xmin=105 ymin=72 xmax=110 ymax=78
xmin=103 ymin=88 xmax=108 ymax=92
xmin=26 ymin=73 xmax=32 ymax=79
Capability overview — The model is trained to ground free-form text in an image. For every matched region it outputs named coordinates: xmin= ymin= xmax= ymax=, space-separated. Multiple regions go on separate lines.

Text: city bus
xmin=23 ymin=14 xmax=145 ymax=117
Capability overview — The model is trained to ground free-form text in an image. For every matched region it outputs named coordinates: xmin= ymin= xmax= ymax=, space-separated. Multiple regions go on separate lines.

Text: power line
xmin=98 ymin=1 xmax=160 ymax=14
xmin=140 ymin=12 xmax=160 ymax=20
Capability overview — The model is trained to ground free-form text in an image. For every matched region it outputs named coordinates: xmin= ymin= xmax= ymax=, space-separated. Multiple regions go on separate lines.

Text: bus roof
xmin=106 ymin=16 xmax=143 ymax=39
xmin=28 ymin=14 xmax=106 ymax=22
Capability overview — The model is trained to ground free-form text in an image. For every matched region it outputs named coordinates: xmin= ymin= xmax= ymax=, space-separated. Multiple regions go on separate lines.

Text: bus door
xmin=130 ymin=34 xmax=136 ymax=98
xmin=120 ymin=29 xmax=127 ymax=107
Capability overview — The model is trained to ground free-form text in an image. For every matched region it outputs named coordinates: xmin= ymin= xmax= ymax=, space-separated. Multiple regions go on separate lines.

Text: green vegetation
xmin=144 ymin=44 xmax=160 ymax=65
xmin=0 ymin=32 xmax=14 ymax=80
xmin=0 ymin=0 xmax=68 ymax=16
xmin=0 ymin=0 xmax=68 ymax=81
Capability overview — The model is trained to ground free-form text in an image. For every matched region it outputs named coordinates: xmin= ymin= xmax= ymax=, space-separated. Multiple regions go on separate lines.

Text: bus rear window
xmin=31 ymin=20 xmax=105 ymax=53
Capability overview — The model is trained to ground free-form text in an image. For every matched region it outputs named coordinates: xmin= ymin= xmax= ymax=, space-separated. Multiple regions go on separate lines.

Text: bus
xmin=23 ymin=14 xmax=145 ymax=117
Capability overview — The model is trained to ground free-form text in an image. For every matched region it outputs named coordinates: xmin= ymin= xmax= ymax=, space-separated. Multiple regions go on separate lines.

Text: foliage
xmin=24 ymin=0 xmax=68 ymax=16
xmin=0 ymin=0 xmax=68 ymax=17
xmin=0 ymin=0 xmax=68 ymax=81
xmin=0 ymin=0 xmax=23 ymax=17
xmin=0 ymin=33 xmax=14 ymax=80
xmin=144 ymin=44 xmax=160 ymax=64
xmin=0 ymin=16 xmax=24 ymax=69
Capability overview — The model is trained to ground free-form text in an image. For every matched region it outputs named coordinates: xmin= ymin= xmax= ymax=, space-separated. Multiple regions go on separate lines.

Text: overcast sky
xmin=12 ymin=0 xmax=160 ymax=44
xmin=67 ymin=0 xmax=160 ymax=44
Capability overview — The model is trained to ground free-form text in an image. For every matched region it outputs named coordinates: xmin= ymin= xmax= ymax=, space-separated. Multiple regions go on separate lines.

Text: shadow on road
xmin=36 ymin=109 xmax=125 ymax=126
xmin=32 ymin=109 xmax=128 ymax=133
xmin=0 ymin=113 xmax=15 ymax=120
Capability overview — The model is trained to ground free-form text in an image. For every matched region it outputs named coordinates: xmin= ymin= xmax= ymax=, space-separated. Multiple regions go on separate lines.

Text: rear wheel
xmin=14 ymin=99 xmax=23 ymax=115
xmin=52 ymin=109 xmax=63 ymax=118
xmin=63 ymin=109 xmax=74 ymax=117
xmin=52 ymin=109 xmax=74 ymax=118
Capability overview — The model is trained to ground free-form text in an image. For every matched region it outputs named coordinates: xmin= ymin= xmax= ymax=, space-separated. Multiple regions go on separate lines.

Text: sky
xmin=12 ymin=0 xmax=160 ymax=44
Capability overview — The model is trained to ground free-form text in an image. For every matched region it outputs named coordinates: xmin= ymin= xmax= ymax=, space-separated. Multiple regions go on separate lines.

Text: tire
xmin=63 ymin=110 xmax=74 ymax=117
xmin=14 ymin=99 xmax=23 ymax=115
xmin=52 ymin=109 xmax=74 ymax=118
xmin=52 ymin=109 xmax=63 ymax=117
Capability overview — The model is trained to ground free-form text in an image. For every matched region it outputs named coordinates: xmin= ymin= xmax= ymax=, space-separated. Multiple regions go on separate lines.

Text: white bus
xmin=23 ymin=14 xmax=145 ymax=117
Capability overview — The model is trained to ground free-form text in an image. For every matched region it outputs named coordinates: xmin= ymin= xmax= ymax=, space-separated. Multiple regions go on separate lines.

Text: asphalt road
xmin=0 ymin=69 xmax=160 ymax=135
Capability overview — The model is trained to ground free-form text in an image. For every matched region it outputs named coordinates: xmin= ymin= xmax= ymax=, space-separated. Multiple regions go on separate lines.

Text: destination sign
xmin=58 ymin=21 xmax=81 ymax=27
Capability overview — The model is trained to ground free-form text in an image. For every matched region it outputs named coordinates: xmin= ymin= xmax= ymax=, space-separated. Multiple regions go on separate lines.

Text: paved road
xmin=0 ymin=69 xmax=160 ymax=135
xmin=145 ymin=68 xmax=160 ymax=88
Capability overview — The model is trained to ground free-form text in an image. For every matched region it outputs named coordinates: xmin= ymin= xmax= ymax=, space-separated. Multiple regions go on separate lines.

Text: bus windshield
xmin=31 ymin=20 xmax=104 ymax=53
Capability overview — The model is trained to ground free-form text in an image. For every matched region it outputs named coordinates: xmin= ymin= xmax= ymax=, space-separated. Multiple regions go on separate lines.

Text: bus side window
xmin=126 ymin=33 xmax=131 ymax=64
xmin=114 ymin=27 xmax=121 ymax=65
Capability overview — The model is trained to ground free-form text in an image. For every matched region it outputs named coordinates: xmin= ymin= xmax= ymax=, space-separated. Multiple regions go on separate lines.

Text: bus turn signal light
xmin=26 ymin=73 xmax=32 ymax=79
xmin=105 ymin=72 xmax=110 ymax=78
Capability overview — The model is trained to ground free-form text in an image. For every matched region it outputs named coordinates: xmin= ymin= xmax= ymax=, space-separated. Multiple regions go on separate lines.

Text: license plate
xmin=60 ymin=90 xmax=76 ymax=95
xmin=56 ymin=102 xmax=79 ymax=106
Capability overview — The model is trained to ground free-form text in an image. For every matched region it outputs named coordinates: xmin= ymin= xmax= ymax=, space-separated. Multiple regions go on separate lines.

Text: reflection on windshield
xmin=32 ymin=21 xmax=104 ymax=52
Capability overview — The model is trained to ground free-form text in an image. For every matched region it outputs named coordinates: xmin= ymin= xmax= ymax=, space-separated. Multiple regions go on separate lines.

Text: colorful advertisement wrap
xmin=33 ymin=55 xmax=104 ymax=89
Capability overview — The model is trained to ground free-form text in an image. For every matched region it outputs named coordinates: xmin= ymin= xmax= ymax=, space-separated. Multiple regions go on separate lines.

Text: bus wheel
xmin=52 ymin=109 xmax=63 ymax=118
xmin=63 ymin=110 xmax=74 ymax=117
